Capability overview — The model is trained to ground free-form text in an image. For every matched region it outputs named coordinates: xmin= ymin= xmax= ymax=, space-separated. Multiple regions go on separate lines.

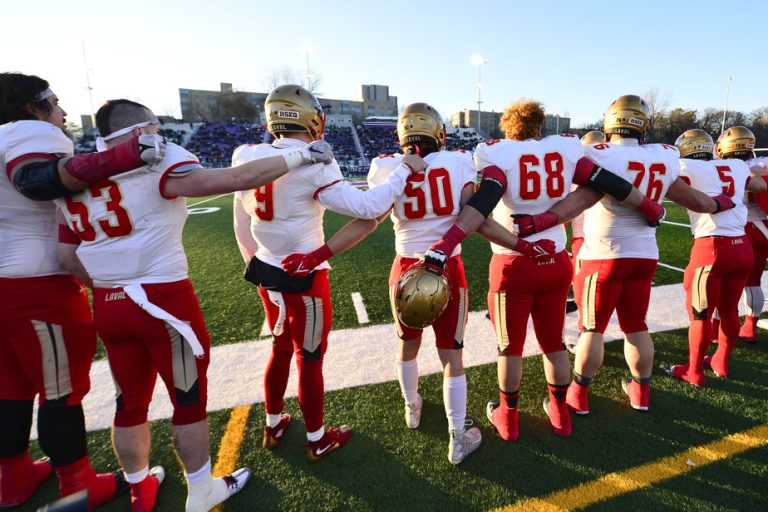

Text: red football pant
xmin=259 ymin=270 xmax=332 ymax=433
xmin=0 ymin=275 xmax=95 ymax=404
xmin=388 ymin=255 xmax=469 ymax=348
xmin=94 ymin=280 xmax=210 ymax=427
xmin=575 ymin=258 xmax=658 ymax=334
xmin=744 ymin=221 xmax=768 ymax=286
xmin=487 ymin=251 xmax=572 ymax=356
xmin=685 ymin=236 xmax=752 ymax=374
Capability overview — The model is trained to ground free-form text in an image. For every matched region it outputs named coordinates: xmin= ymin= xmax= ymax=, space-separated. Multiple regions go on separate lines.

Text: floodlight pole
xmin=721 ymin=76 xmax=732 ymax=135
xmin=81 ymin=40 xmax=96 ymax=128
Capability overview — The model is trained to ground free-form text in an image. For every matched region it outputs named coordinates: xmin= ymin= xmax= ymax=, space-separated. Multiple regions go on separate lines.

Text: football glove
xmin=637 ymin=197 xmax=666 ymax=227
xmin=282 ymin=140 xmax=334 ymax=169
xmin=137 ymin=134 xmax=167 ymax=165
xmin=281 ymin=244 xmax=333 ymax=277
xmin=712 ymin=193 xmax=735 ymax=213
xmin=511 ymin=211 xmax=559 ymax=237
xmin=423 ymin=248 xmax=448 ymax=268
xmin=513 ymin=238 xmax=556 ymax=261
xmin=424 ymin=225 xmax=467 ymax=268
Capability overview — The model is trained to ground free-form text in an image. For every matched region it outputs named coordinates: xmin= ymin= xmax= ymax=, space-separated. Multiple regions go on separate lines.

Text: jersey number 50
xmin=403 ymin=167 xmax=455 ymax=219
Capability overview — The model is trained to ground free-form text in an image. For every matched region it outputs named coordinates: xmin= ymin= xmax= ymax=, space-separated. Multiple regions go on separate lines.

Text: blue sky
xmin=4 ymin=0 xmax=767 ymax=127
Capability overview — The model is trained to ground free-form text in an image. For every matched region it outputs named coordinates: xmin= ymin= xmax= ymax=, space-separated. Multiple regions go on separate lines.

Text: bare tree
xmin=262 ymin=66 xmax=323 ymax=95
xmin=643 ymin=87 xmax=672 ymax=121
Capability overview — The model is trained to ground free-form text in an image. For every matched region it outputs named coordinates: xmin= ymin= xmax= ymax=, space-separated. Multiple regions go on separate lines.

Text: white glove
xmin=138 ymin=134 xmax=167 ymax=165
xmin=282 ymin=140 xmax=334 ymax=169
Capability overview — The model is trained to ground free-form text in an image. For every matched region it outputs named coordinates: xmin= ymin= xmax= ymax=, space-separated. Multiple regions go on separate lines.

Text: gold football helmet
xmin=397 ymin=102 xmax=446 ymax=150
xmin=580 ymin=130 xmax=604 ymax=146
xmin=715 ymin=126 xmax=756 ymax=159
xmin=603 ymin=95 xmax=651 ymax=139
xmin=674 ymin=129 xmax=714 ymax=159
xmin=265 ymin=84 xmax=325 ymax=140
xmin=395 ymin=263 xmax=450 ymax=329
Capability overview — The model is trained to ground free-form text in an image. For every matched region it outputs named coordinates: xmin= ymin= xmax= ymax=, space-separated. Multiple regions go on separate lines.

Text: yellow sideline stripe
xmin=211 ymin=405 xmax=252 ymax=511
xmin=495 ymin=424 xmax=768 ymax=512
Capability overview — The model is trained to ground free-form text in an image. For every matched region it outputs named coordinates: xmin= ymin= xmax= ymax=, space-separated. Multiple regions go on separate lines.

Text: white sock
xmin=185 ymin=457 xmax=213 ymax=497
xmin=125 ymin=465 xmax=149 ymax=484
xmin=185 ymin=458 xmax=230 ymax=512
xmin=743 ymin=286 xmax=764 ymax=317
xmin=266 ymin=413 xmax=282 ymax=429
xmin=397 ymin=359 xmax=419 ymax=404
xmin=443 ymin=374 xmax=467 ymax=433
xmin=307 ymin=426 xmax=324 ymax=442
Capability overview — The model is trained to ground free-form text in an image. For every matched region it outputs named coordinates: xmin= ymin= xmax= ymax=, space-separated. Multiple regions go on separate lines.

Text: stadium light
xmin=470 ymin=55 xmax=487 ymax=134
xmin=300 ymin=42 xmax=315 ymax=90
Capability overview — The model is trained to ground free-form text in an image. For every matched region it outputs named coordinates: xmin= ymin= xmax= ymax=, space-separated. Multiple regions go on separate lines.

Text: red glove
xmin=712 ymin=193 xmax=735 ymax=213
xmin=424 ymin=225 xmax=467 ymax=268
xmin=637 ymin=197 xmax=666 ymax=227
xmin=512 ymin=211 xmax=559 ymax=237
xmin=513 ymin=238 xmax=556 ymax=261
xmin=281 ymin=244 xmax=333 ymax=277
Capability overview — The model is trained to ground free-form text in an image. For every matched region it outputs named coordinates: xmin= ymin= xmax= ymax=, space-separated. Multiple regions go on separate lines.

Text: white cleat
xmin=185 ymin=468 xmax=252 ymax=512
xmin=150 ymin=465 xmax=166 ymax=485
xmin=448 ymin=426 xmax=482 ymax=465
xmin=405 ymin=394 xmax=423 ymax=429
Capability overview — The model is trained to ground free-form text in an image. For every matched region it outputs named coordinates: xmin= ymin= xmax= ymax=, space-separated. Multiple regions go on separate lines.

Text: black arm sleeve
xmin=465 ymin=173 xmax=505 ymax=218
xmin=12 ymin=159 xmax=73 ymax=201
xmin=583 ymin=166 xmax=633 ymax=201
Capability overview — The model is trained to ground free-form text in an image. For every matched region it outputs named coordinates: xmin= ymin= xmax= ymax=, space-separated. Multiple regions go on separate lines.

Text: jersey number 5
xmin=715 ymin=165 xmax=735 ymax=197
xmin=403 ymin=168 xmax=455 ymax=219
xmin=64 ymin=179 xmax=133 ymax=241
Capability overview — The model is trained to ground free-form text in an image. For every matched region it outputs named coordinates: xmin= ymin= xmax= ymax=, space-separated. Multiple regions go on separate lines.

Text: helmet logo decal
xmin=628 ymin=117 xmax=645 ymax=127
xmin=277 ymin=110 xmax=300 ymax=119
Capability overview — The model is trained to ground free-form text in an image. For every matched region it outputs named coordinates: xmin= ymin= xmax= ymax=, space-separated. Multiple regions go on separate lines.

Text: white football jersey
xmin=54 ymin=143 xmax=203 ymax=286
xmin=0 ymin=121 xmax=73 ymax=278
xmin=367 ymin=150 xmax=476 ymax=258
xmin=680 ymin=158 xmax=748 ymax=238
xmin=744 ymin=156 xmax=768 ymax=223
xmin=474 ymin=134 xmax=584 ymax=255
xmin=570 ymin=184 xmax=585 ymax=238
xmin=580 ymin=139 xmax=680 ymax=260
xmin=232 ymin=139 xmax=343 ymax=268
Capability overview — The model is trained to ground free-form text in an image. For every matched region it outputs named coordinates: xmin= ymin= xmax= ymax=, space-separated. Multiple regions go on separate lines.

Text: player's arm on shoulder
xmin=666 ymin=176 xmax=723 ymax=214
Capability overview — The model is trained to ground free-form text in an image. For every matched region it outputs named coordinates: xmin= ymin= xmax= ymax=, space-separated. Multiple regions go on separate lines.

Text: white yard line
xmin=188 ymin=194 xmax=230 ymax=208
xmin=662 ymin=220 xmax=691 ymax=228
xmin=351 ymin=292 xmax=370 ymax=324
xmin=657 ymin=262 xmax=685 ymax=273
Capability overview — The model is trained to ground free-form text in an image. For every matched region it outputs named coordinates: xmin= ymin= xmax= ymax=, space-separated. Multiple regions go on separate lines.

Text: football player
xmin=366 ymin=103 xmax=551 ymax=463
xmin=662 ymin=129 xmax=765 ymax=385
xmin=233 ymin=85 xmax=426 ymax=463
xmin=0 ymin=73 xmax=165 ymax=509
xmin=55 ymin=98 xmax=330 ymax=511
xmin=721 ymin=127 xmax=768 ymax=343
xmin=426 ymin=99 xmax=667 ymax=440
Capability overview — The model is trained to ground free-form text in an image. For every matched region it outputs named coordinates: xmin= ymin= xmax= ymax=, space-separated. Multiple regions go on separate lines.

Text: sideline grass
xmin=27 ymin=327 xmax=768 ymax=511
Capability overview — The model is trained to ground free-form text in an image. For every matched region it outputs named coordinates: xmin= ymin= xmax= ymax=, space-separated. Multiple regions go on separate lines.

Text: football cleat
xmin=306 ymin=425 xmax=352 ymax=462
xmin=185 ymin=468 xmax=252 ymax=512
xmin=129 ymin=466 xmax=165 ymax=512
xmin=0 ymin=455 xmax=53 ymax=508
xmin=739 ymin=316 xmax=758 ymax=344
xmin=448 ymin=425 xmax=482 ymax=465
xmin=486 ymin=401 xmax=519 ymax=442
xmin=621 ymin=378 xmax=650 ymax=411
xmin=263 ymin=414 xmax=291 ymax=449
xmin=405 ymin=394 xmax=423 ymax=429
xmin=565 ymin=338 xmax=579 ymax=355
xmin=543 ymin=397 xmax=572 ymax=437
xmin=265 ymin=85 xmax=325 ymax=140
xmin=660 ymin=363 xmax=705 ymax=387
xmin=565 ymin=381 xmax=590 ymax=416
xmin=703 ymin=356 xmax=727 ymax=378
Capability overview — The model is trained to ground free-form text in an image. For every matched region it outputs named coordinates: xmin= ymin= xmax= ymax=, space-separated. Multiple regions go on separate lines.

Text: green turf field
xmin=25 ymin=194 xmax=768 ymax=511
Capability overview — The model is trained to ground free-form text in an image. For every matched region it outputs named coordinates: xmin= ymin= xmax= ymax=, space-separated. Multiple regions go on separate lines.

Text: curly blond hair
xmin=500 ymin=99 xmax=545 ymax=141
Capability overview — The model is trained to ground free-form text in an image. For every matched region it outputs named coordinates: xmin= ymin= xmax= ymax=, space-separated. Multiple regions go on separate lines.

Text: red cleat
xmin=129 ymin=466 xmax=165 ymax=512
xmin=621 ymin=378 xmax=650 ymax=411
xmin=739 ymin=316 xmax=758 ymax=344
xmin=57 ymin=456 xmax=128 ymax=510
xmin=0 ymin=453 xmax=53 ymax=508
xmin=662 ymin=363 xmax=706 ymax=387
xmin=704 ymin=355 xmax=727 ymax=378
xmin=486 ymin=401 xmax=519 ymax=441
xmin=306 ymin=425 xmax=351 ymax=462
xmin=543 ymin=397 xmax=572 ymax=437
xmin=263 ymin=414 xmax=291 ymax=449
xmin=566 ymin=381 xmax=590 ymax=416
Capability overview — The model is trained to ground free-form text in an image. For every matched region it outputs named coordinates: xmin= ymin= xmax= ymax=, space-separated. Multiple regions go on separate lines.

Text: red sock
xmin=494 ymin=390 xmax=520 ymax=441
xmin=687 ymin=320 xmax=711 ymax=377
xmin=130 ymin=474 xmax=160 ymax=512
xmin=546 ymin=384 xmax=571 ymax=436
xmin=56 ymin=456 xmax=119 ymax=510
xmin=297 ymin=358 xmax=325 ymax=433
xmin=264 ymin=349 xmax=292 ymax=414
